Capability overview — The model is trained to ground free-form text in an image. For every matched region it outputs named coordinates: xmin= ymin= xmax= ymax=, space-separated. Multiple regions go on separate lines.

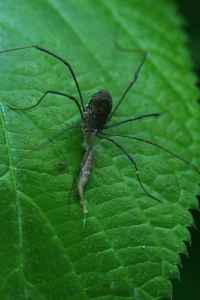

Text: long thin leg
xmin=102 ymin=133 xmax=200 ymax=174
xmin=37 ymin=125 xmax=82 ymax=148
xmin=105 ymin=112 xmax=160 ymax=129
xmin=0 ymin=45 xmax=84 ymax=109
xmin=8 ymin=90 xmax=83 ymax=118
xmin=12 ymin=125 xmax=82 ymax=168
xmin=108 ymin=50 xmax=147 ymax=121
xmin=99 ymin=134 xmax=161 ymax=202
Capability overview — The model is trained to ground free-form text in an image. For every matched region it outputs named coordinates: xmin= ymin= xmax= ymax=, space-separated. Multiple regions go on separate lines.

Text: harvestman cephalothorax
xmin=0 ymin=45 xmax=199 ymax=215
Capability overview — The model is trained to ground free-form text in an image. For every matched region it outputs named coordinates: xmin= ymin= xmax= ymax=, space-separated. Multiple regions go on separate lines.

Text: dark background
xmin=176 ymin=0 xmax=200 ymax=81
xmin=171 ymin=1 xmax=200 ymax=299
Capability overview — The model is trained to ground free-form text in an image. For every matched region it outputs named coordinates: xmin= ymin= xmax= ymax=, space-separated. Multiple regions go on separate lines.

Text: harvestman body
xmin=0 ymin=45 xmax=199 ymax=215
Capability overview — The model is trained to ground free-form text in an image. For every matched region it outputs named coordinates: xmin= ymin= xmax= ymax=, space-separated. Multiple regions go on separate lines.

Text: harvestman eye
xmin=0 ymin=45 xmax=199 ymax=215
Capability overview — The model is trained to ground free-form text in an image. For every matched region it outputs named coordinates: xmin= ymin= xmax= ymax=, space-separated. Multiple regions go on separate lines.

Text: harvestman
xmin=0 ymin=45 xmax=199 ymax=215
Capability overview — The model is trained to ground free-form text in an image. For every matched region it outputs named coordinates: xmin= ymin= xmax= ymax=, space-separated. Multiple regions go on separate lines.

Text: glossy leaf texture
xmin=0 ymin=0 xmax=199 ymax=299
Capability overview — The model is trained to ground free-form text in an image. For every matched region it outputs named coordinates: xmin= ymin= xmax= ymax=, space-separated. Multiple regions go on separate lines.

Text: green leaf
xmin=0 ymin=0 xmax=199 ymax=299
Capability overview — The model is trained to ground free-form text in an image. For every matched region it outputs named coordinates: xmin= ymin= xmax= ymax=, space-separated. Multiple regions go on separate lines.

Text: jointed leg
xmin=8 ymin=90 xmax=83 ymax=118
xmin=100 ymin=134 xmax=161 ymax=202
xmin=0 ymin=45 xmax=84 ymax=109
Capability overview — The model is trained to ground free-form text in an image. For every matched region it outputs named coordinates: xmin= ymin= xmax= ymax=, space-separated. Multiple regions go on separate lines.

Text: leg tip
xmin=83 ymin=204 xmax=88 ymax=215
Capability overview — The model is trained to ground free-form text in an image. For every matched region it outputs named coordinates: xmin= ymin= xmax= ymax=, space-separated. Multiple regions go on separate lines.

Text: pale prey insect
xmin=0 ymin=45 xmax=199 ymax=215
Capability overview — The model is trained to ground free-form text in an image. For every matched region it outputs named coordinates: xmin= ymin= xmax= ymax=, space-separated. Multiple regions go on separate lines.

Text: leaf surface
xmin=0 ymin=0 xmax=199 ymax=299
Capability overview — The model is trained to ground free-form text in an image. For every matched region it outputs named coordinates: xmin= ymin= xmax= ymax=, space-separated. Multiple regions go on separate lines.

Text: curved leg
xmin=99 ymin=134 xmax=161 ymax=202
xmin=0 ymin=45 xmax=84 ymax=108
xmin=8 ymin=90 xmax=83 ymax=118
xmin=102 ymin=133 xmax=200 ymax=174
